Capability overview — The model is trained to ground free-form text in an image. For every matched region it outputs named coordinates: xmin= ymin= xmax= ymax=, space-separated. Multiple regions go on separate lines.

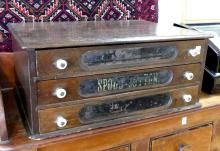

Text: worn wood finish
xmin=32 ymin=102 xmax=220 ymax=151
xmin=36 ymin=40 xmax=206 ymax=79
xmin=1 ymin=52 xmax=220 ymax=151
xmin=12 ymin=36 xmax=39 ymax=134
xmin=7 ymin=21 xmax=212 ymax=49
xmin=38 ymin=85 xmax=199 ymax=133
xmin=37 ymin=64 xmax=201 ymax=106
xmin=0 ymin=90 xmax=220 ymax=150
xmin=10 ymin=21 xmax=211 ymax=136
xmin=0 ymin=88 xmax=8 ymax=143
xmin=151 ymin=125 xmax=212 ymax=151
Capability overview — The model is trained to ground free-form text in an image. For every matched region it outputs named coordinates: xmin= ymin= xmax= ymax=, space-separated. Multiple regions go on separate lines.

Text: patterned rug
xmin=0 ymin=0 xmax=158 ymax=52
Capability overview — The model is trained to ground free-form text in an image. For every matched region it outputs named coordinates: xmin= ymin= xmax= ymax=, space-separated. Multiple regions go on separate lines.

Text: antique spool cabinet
xmin=7 ymin=20 xmax=211 ymax=138
xmin=1 ymin=20 xmax=219 ymax=151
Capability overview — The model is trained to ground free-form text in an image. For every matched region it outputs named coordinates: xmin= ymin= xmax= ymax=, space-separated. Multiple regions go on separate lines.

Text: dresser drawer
xmin=36 ymin=40 xmax=206 ymax=79
xmin=38 ymin=85 xmax=199 ymax=133
xmin=37 ymin=64 xmax=201 ymax=105
xmin=151 ymin=125 xmax=212 ymax=151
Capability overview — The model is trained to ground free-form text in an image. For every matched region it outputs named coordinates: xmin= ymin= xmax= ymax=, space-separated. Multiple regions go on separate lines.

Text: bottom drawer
xmin=151 ymin=124 xmax=212 ymax=151
xmin=38 ymin=85 xmax=199 ymax=134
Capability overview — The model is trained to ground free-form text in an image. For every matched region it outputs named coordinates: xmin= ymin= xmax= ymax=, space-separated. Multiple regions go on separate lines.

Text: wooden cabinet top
xmin=8 ymin=20 xmax=212 ymax=49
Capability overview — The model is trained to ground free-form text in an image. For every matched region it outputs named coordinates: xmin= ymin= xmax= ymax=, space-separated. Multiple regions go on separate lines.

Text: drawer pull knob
xmin=182 ymin=94 xmax=192 ymax=103
xmin=55 ymin=116 xmax=68 ymax=128
xmin=188 ymin=46 xmax=201 ymax=57
xmin=183 ymin=71 xmax=194 ymax=80
xmin=55 ymin=59 xmax=68 ymax=70
xmin=54 ymin=88 xmax=67 ymax=99
xmin=178 ymin=144 xmax=192 ymax=151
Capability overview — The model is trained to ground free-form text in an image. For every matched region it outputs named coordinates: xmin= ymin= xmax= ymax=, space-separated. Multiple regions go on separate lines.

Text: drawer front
xmin=37 ymin=64 xmax=201 ymax=105
xmin=38 ymin=85 xmax=199 ymax=133
xmin=151 ymin=125 xmax=212 ymax=151
xmin=36 ymin=40 xmax=206 ymax=79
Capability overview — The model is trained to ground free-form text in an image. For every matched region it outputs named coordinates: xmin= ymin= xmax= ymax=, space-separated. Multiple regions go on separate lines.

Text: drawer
xmin=36 ymin=40 xmax=206 ymax=79
xmin=37 ymin=64 xmax=201 ymax=105
xmin=151 ymin=125 xmax=212 ymax=151
xmin=38 ymin=85 xmax=199 ymax=133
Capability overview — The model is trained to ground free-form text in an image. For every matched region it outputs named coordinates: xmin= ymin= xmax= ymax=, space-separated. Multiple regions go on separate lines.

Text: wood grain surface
xmin=38 ymin=85 xmax=199 ymax=133
xmin=37 ymin=63 xmax=201 ymax=106
xmin=0 ymin=90 xmax=220 ymax=151
xmin=8 ymin=20 xmax=212 ymax=49
xmin=151 ymin=125 xmax=212 ymax=151
xmin=36 ymin=40 xmax=206 ymax=79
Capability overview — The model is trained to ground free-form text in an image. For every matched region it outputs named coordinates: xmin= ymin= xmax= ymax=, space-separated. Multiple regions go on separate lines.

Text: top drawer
xmin=36 ymin=40 xmax=207 ymax=79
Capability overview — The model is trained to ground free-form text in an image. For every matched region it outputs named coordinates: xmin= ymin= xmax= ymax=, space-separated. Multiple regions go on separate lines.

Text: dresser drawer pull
xmin=178 ymin=144 xmax=192 ymax=151
xmin=55 ymin=116 xmax=68 ymax=128
xmin=182 ymin=94 xmax=192 ymax=103
xmin=53 ymin=88 xmax=67 ymax=99
xmin=183 ymin=71 xmax=194 ymax=81
xmin=188 ymin=46 xmax=201 ymax=57
xmin=54 ymin=59 xmax=68 ymax=70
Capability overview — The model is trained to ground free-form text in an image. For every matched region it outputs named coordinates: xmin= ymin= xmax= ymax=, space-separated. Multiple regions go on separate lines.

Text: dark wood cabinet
xmin=0 ymin=20 xmax=218 ymax=151
xmin=8 ymin=20 xmax=211 ymax=138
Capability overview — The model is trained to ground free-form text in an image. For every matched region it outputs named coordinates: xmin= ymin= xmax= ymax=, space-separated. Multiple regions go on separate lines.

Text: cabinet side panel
xmin=12 ymin=36 xmax=38 ymax=134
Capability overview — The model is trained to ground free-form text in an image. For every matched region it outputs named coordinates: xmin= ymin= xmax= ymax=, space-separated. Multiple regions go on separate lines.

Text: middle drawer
xmin=37 ymin=64 xmax=201 ymax=105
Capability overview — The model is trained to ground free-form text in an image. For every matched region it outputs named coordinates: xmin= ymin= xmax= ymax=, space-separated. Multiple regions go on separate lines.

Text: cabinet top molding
xmin=8 ymin=20 xmax=212 ymax=49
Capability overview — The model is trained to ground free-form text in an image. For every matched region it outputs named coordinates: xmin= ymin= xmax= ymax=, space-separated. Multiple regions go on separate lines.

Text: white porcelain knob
xmin=53 ymin=88 xmax=67 ymax=99
xmin=182 ymin=94 xmax=192 ymax=103
xmin=183 ymin=71 xmax=194 ymax=81
xmin=55 ymin=116 xmax=67 ymax=128
xmin=188 ymin=46 xmax=201 ymax=57
xmin=55 ymin=59 xmax=68 ymax=70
